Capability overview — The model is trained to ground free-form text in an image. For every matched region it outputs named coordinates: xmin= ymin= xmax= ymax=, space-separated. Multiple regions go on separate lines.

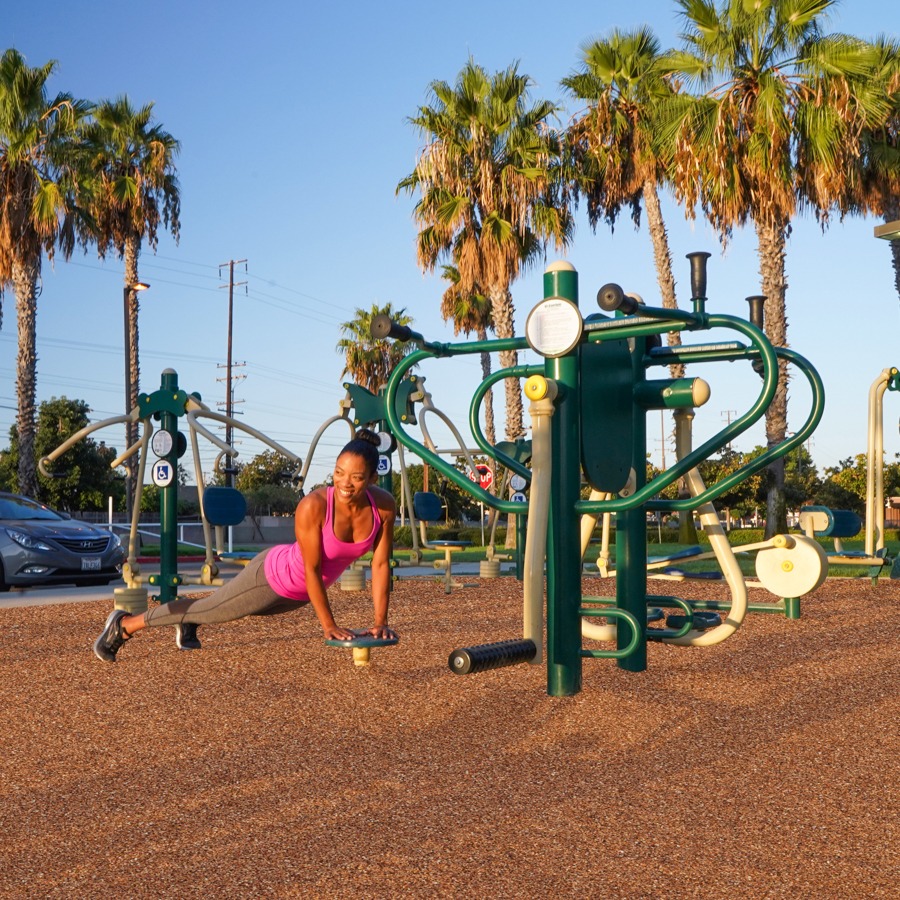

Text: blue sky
xmin=1 ymin=0 xmax=896 ymax=491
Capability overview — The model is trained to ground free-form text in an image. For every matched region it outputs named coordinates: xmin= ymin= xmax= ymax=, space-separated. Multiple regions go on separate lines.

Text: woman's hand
xmin=366 ymin=625 xmax=398 ymax=641
xmin=322 ymin=624 xmax=357 ymax=641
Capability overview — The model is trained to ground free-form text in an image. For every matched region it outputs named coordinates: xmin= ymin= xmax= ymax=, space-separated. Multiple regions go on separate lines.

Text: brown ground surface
xmin=0 ymin=574 xmax=897 ymax=899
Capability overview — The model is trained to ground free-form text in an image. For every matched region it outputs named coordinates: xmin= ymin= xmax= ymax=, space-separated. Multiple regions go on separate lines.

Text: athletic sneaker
xmin=93 ymin=609 xmax=130 ymax=663
xmin=175 ymin=623 xmax=201 ymax=650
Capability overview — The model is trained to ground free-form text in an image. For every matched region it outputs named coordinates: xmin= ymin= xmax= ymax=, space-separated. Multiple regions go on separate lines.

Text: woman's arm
xmin=366 ymin=489 xmax=397 ymax=640
xmin=295 ymin=493 xmax=356 ymax=641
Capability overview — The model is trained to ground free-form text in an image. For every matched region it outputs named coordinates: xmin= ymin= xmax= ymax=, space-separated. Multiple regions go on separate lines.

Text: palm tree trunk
xmin=488 ymin=286 xmax=523 ymax=441
xmin=12 ymin=258 xmax=39 ymax=497
xmin=477 ymin=327 xmax=496 ymax=448
xmin=642 ymin=179 xmax=684 ymax=380
xmin=756 ymin=219 xmax=789 ymax=538
xmin=884 ymin=199 xmax=900 ymax=302
xmin=124 ymin=236 xmax=141 ymax=519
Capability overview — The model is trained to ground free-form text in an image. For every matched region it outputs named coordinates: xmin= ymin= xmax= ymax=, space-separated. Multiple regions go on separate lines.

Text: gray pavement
xmin=0 ymin=559 xmax=514 ymax=610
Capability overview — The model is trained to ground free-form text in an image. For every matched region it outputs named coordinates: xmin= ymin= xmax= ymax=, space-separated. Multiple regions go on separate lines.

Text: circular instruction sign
xmin=525 ymin=296 xmax=583 ymax=358
xmin=150 ymin=430 xmax=173 ymax=458
xmin=510 ymin=473 xmax=527 ymax=491
xmin=510 ymin=491 xmax=527 ymax=503
xmin=376 ymin=455 xmax=392 ymax=476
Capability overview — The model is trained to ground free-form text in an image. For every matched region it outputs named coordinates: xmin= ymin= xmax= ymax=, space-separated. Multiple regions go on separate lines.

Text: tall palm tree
xmin=439 ymin=263 xmax=496 ymax=446
xmin=0 ymin=49 xmax=89 ymax=496
xmin=337 ymin=302 xmax=415 ymax=394
xmin=399 ymin=59 xmax=572 ymax=442
xmin=664 ymin=0 xmax=876 ymax=535
xmin=82 ymin=96 xmax=181 ymax=515
xmin=563 ymin=26 xmax=685 ymax=378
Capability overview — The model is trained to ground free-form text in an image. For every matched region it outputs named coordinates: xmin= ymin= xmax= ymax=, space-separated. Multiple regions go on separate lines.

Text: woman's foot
xmin=93 ymin=609 xmax=130 ymax=663
xmin=175 ymin=623 xmax=201 ymax=651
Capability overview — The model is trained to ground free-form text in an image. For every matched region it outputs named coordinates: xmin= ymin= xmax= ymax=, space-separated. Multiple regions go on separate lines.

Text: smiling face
xmin=332 ymin=452 xmax=376 ymax=504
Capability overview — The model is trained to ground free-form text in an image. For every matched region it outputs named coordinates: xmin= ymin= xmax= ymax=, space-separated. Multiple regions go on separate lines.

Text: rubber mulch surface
xmin=0 ymin=574 xmax=897 ymax=898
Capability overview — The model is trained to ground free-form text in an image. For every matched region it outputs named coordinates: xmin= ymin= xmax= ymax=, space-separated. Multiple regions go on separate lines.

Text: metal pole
xmin=544 ymin=262 xmax=582 ymax=697
xmin=158 ymin=369 xmax=180 ymax=604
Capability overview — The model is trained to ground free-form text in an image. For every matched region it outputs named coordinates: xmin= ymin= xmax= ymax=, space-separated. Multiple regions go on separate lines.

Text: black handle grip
xmin=597 ymin=283 xmax=639 ymax=314
xmin=686 ymin=251 xmax=712 ymax=298
xmin=745 ymin=295 xmax=766 ymax=330
xmin=371 ymin=314 xmax=413 ymax=342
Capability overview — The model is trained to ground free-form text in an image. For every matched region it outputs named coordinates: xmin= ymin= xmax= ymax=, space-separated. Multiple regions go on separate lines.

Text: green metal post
xmin=544 ymin=262 xmax=582 ymax=697
xmin=616 ymin=338 xmax=648 ymax=672
xmin=158 ymin=369 xmax=180 ymax=604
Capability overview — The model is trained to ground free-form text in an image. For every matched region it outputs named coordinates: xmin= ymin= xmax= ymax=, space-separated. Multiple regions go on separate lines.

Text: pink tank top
xmin=264 ymin=487 xmax=382 ymax=601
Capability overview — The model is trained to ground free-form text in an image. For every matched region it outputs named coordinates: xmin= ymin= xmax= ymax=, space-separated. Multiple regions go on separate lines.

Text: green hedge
xmin=393 ymin=525 xmax=507 ymax=548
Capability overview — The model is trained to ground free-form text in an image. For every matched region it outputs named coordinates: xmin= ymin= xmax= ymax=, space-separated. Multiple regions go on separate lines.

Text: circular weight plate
xmin=755 ymin=534 xmax=828 ymax=597
xmin=325 ymin=631 xmax=399 ymax=649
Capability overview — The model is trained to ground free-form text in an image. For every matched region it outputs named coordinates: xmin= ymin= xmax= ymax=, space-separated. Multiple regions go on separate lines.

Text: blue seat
xmin=203 ymin=486 xmax=247 ymax=527
xmin=413 ymin=491 xmax=472 ymax=593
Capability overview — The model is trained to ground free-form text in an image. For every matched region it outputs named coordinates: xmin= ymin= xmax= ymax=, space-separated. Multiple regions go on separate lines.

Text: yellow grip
xmin=524 ymin=375 xmax=550 ymax=401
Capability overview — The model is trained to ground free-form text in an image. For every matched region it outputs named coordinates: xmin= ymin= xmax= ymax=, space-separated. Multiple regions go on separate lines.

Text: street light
xmin=123 ymin=281 xmax=150 ymax=519
xmin=874 ymin=220 xmax=900 ymax=241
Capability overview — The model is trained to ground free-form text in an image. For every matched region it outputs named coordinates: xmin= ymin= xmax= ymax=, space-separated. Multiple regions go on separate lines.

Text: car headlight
xmin=5 ymin=528 xmax=54 ymax=551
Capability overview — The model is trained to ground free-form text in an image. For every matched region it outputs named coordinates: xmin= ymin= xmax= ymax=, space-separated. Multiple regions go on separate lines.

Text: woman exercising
xmin=94 ymin=429 xmax=397 ymax=662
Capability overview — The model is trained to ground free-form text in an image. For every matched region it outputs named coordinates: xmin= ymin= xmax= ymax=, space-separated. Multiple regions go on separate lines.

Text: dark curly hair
xmin=338 ymin=428 xmax=380 ymax=476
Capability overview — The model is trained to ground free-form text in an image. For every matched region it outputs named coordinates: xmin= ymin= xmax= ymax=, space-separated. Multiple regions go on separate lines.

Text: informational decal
xmin=150 ymin=430 xmax=174 ymax=458
xmin=509 ymin=473 xmax=527 ymax=492
xmin=376 ymin=455 xmax=392 ymax=476
xmin=525 ymin=296 xmax=583 ymax=358
xmin=510 ymin=491 xmax=527 ymax=503
xmin=151 ymin=460 xmax=175 ymax=488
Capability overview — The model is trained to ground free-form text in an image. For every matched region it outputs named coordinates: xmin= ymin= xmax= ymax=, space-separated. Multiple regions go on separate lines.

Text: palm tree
xmin=0 ymin=49 xmax=90 ymax=496
xmin=664 ymin=0 xmax=877 ymax=535
xmin=563 ymin=26 xmax=685 ymax=378
xmin=439 ymin=263 xmax=496 ymax=446
xmin=399 ymin=59 xmax=572 ymax=442
xmin=82 ymin=96 xmax=181 ymax=515
xmin=337 ymin=302 xmax=415 ymax=394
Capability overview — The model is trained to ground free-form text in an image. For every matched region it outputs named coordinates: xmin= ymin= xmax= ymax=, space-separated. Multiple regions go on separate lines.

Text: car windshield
xmin=0 ymin=496 xmax=63 ymax=521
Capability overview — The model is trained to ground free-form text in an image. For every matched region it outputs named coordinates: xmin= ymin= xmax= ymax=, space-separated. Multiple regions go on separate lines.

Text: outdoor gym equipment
xmin=325 ymin=630 xmax=399 ymax=667
xmin=791 ymin=367 xmax=900 ymax=581
xmin=374 ymin=253 xmax=825 ymax=697
xmin=40 ymin=369 xmax=305 ymax=612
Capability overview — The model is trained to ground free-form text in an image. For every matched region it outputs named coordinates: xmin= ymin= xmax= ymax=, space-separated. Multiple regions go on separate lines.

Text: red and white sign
xmin=468 ymin=464 xmax=494 ymax=490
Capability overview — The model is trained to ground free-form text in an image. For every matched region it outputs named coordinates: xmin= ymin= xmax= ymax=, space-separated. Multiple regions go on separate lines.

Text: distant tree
xmin=82 ymin=95 xmax=181 ymax=519
xmin=336 ymin=302 xmax=416 ymax=393
xmin=0 ymin=49 xmax=91 ymax=496
xmin=0 ymin=396 xmax=124 ymax=510
xmin=439 ymin=263 xmax=496 ymax=446
xmin=399 ymin=58 xmax=572 ymax=441
xmin=234 ymin=450 xmax=299 ymax=494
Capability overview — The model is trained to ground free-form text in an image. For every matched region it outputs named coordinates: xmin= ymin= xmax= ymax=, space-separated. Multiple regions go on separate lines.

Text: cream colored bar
xmin=522 ymin=375 xmax=557 ymax=665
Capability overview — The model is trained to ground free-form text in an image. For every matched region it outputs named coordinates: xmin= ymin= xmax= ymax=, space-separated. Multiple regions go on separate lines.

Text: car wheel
xmin=0 ymin=561 xmax=8 ymax=593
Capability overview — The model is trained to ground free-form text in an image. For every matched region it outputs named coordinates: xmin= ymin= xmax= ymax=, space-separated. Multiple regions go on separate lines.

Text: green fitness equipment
xmin=374 ymin=253 xmax=825 ymax=697
xmin=324 ymin=630 xmax=399 ymax=667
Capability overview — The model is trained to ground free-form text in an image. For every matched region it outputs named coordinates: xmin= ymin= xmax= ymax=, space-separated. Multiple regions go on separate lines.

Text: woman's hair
xmin=338 ymin=428 xmax=380 ymax=476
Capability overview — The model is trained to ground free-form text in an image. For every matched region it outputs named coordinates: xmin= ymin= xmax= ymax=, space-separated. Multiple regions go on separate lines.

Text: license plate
xmin=81 ymin=557 xmax=101 ymax=571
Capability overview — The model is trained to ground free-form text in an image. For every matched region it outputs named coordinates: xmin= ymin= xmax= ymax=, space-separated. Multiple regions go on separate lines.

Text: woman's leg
xmin=122 ymin=550 xmax=284 ymax=635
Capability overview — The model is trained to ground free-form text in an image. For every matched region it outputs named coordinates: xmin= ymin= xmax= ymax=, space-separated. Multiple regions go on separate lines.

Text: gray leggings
xmin=143 ymin=548 xmax=307 ymax=628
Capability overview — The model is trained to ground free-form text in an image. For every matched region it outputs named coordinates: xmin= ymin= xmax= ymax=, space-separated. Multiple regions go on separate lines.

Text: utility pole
xmin=218 ymin=259 xmax=248 ymax=486
xmin=721 ymin=409 xmax=737 ymax=451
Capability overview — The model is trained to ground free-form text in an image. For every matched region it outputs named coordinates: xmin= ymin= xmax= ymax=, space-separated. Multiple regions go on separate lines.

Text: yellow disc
xmin=524 ymin=375 xmax=549 ymax=400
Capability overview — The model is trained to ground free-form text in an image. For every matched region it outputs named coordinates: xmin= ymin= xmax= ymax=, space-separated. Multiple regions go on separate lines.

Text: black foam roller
xmin=448 ymin=639 xmax=537 ymax=675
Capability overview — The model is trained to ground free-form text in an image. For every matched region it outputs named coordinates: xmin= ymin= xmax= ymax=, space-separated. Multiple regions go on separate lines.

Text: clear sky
xmin=1 ymin=0 xmax=896 ymax=491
